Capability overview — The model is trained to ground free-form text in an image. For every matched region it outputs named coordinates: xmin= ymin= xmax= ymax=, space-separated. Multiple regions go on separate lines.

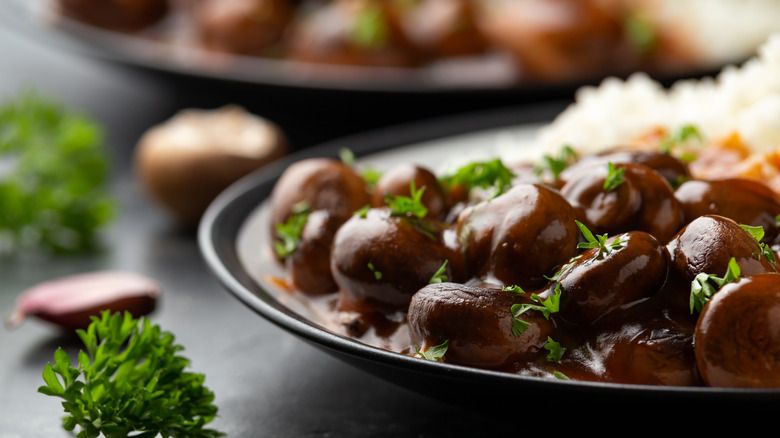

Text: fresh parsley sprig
xmin=428 ymin=260 xmax=449 ymax=284
xmin=576 ymin=221 xmax=624 ymax=258
xmin=38 ymin=311 xmax=223 ymax=438
xmin=740 ymin=224 xmax=777 ymax=263
xmin=504 ymin=285 xmax=561 ymax=337
xmin=690 ymin=257 xmax=741 ymax=314
xmin=534 ymin=144 xmax=577 ymax=182
xmin=602 ymin=162 xmax=625 ymax=192
xmin=386 ymin=181 xmax=428 ymax=219
xmin=439 ymin=158 xmax=516 ymax=199
xmin=415 ymin=340 xmax=449 ymax=362
xmin=544 ymin=337 xmax=566 ymax=363
xmin=659 ymin=124 xmax=703 ymax=156
xmin=273 ymin=201 xmax=311 ymax=258
xmin=0 ymin=90 xmax=115 ymax=256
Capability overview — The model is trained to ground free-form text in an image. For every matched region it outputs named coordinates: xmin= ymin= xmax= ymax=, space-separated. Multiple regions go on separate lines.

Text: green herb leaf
xmin=368 ymin=262 xmax=383 ymax=280
xmin=740 ymin=224 xmax=777 ymax=263
xmin=553 ymin=371 xmax=571 ymax=380
xmin=428 ymin=260 xmax=449 ymax=284
xmin=534 ymin=144 xmax=578 ymax=182
xmin=576 ymin=221 xmax=624 ymax=257
xmin=439 ymin=158 xmax=516 ymax=199
xmin=624 ymin=12 xmax=658 ymax=54
xmin=544 ymin=337 xmax=566 ymax=363
xmin=38 ymin=311 xmax=223 ymax=438
xmin=415 ymin=340 xmax=449 ymax=362
xmin=273 ymin=201 xmax=310 ymax=258
xmin=507 ymin=285 xmax=561 ymax=338
xmin=602 ymin=162 xmax=626 ymax=192
xmin=350 ymin=4 xmax=389 ymax=50
xmin=659 ymin=124 xmax=703 ymax=154
xmin=386 ymin=181 xmax=428 ymax=219
xmin=0 ymin=90 xmax=116 ymax=256
xmin=689 ymin=257 xmax=741 ymax=313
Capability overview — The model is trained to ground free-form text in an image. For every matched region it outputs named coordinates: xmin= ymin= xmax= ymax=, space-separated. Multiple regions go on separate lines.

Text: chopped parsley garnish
xmin=339 ymin=147 xmax=356 ymax=166
xmin=534 ymin=144 xmax=577 ymax=182
xmin=504 ymin=285 xmax=561 ymax=337
xmin=273 ymin=201 xmax=310 ymax=258
xmin=350 ymin=4 xmax=389 ymax=50
xmin=367 ymin=262 xmax=383 ymax=280
xmin=386 ymin=181 xmax=428 ymax=219
xmin=415 ymin=340 xmax=449 ymax=362
xmin=439 ymin=158 xmax=516 ymax=199
xmin=740 ymin=224 xmax=776 ymax=262
xmin=602 ymin=162 xmax=625 ymax=192
xmin=544 ymin=337 xmax=566 ymax=363
xmin=624 ymin=12 xmax=658 ymax=54
xmin=554 ymin=371 xmax=571 ymax=380
xmin=775 ymin=214 xmax=780 ymax=228
xmin=38 ymin=311 xmax=223 ymax=438
xmin=355 ymin=204 xmax=371 ymax=218
xmin=576 ymin=221 xmax=624 ymax=258
xmin=690 ymin=257 xmax=741 ymax=314
xmin=0 ymin=90 xmax=116 ymax=256
xmin=338 ymin=147 xmax=381 ymax=187
xmin=659 ymin=124 xmax=703 ymax=155
xmin=428 ymin=260 xmax=449 ymax=284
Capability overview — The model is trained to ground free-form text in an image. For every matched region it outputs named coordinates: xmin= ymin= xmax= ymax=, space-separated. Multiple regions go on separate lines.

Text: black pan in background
xmin=5 ymin=0 xmax=721 ymax=95
xmin=198 ymin=104 xmax=780 ymax=419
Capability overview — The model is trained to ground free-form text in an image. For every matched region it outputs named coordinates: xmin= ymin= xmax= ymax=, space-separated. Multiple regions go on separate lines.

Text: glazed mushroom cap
xmin=408 ymin=282 xmax=555 ymax=368
xmin=695 ymin=273 xmax=780 ymax=387
xmin=269 ymin=157 xmax=371 ymax=244
xmin=556 ymin=231 xmax=669 ymax=325
xmin=457 ymin=183 xmax=579 ymax=289
xmin=331 ymin=208 xmax=465 ymax=313
xmin=674 ymin=178 xmax=780 ymax=243
xmin=286 ymin=209 xmax=350 ymax=295
xmin=667 ymin=214 xmax=778 ymax=283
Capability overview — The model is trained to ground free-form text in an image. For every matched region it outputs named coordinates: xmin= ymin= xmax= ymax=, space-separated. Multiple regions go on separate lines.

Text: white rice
xmin=527 ymin=32 xmax=780 ymax=157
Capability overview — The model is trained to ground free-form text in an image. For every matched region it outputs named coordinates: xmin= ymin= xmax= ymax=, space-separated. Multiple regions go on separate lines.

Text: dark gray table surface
xmin=0 ymin=15 xmax=578 ymax=438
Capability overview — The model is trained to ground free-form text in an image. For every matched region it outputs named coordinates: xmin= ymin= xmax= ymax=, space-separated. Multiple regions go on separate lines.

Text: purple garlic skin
xmin=6 ymin=271 xmax=160 ymax=331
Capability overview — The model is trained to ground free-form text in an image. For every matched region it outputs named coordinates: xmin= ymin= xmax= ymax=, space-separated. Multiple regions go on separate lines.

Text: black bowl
xmin=198 ymin=105 xmax=780 ymax=418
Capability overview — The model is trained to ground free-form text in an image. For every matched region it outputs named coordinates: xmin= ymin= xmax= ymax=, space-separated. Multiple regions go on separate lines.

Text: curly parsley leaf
xmin=415 ymin=340 xmax=449 ymax=362
xmin=690 ymin=257 xmax=741 ymax=314
xmin=0 ymin=90 xmax=115 ymax=256
xmin=534 ymin=144 xmax=577 ymax=182
xmin=273 ymin=201 xmax=310 ymax=258
xmin=544 ymin=337 xmax=566 ymax=363
xmin=386 ymin=181 xmax=428 ymax=219
xmin=367 ymin=262 xmax=383 ymax=280
xmin=439 ymin=158 xmax=516 ymax=199
xmin=740 ymin=224 xmax=776 ymax=263
xmin=38 ymin=311 xmax=223 ymax=438
xmin=602 ymin=162 xmax=626 ymax=192
xmin=505 ymin=285 xmax=561 ymax=337
xmin=350 ymin=3 xmax=389 ymax=49
xmin=659 ymin=124 xmax=703 ymax=155
xmin=576 ymin=221 xmax=624 ymax=258
xmin=428 ymin=260 xmax=449 ymax=284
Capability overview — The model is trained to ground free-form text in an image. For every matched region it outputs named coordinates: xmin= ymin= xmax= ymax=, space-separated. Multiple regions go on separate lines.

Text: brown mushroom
xmin=457 ymin=183 xmax=579 ymax=289
xmin=694 ymin=273 xmax=780 ymax=387
xmin=136 ymin=105 xmax=287 ymax=228
xmin=408 ymin=282 xmax=556 ymax=368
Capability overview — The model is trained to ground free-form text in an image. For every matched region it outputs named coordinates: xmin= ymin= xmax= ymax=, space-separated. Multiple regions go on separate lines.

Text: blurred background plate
xmin=8 ymin=0 xmax=778 ymax=94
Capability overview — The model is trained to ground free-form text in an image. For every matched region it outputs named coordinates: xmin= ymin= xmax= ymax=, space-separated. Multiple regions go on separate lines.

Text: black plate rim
xmin=198 ymin=104 xmax=780 ymax=405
